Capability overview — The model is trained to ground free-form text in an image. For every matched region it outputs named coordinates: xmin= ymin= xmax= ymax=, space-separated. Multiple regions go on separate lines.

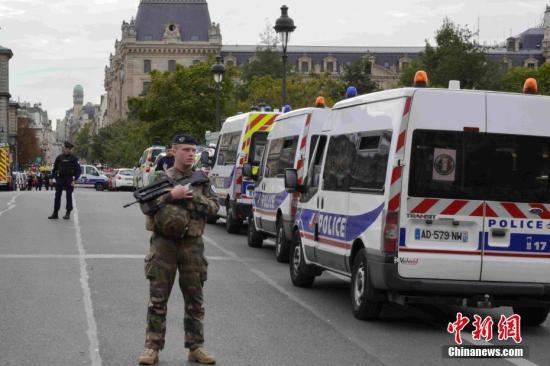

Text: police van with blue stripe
xmin=284 ymin=73 xmax=550 ymax=324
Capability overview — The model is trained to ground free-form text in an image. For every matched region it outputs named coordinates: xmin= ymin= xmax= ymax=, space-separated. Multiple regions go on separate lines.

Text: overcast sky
xmin=0 ymin=0 xmax=548 ymax=125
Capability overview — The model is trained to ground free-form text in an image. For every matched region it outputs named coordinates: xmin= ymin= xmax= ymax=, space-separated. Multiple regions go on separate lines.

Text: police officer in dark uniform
xmin=48 ymin=141 xmax=82 ymax=220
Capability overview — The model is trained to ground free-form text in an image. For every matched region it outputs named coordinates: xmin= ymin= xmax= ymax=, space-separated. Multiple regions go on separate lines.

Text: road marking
xmin=250 ymin=268 xmax=385 ymax=365
xmin=0 ymin=192 xmax=21 ymax=216
xmin=203 ymin=235 xmax=239 ymax=259
xmin=461 ymin=334 xmax=540 ymax=366
xmin=73 ymin=197 xmax=103 ymax=366
xmin=0 ymin=254 xmax=245 ymax=261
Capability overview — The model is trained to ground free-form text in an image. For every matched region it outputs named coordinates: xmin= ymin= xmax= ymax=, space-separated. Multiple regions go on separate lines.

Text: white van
xmin=210 ymin=111 xmax=279 ymax=233
xmin=134 ymin=145 xmax=165 ymax=188
xmin=75 ymin=164 xmax=108 ymax=191
xmin=285 ymin=85 xmax=550 ymax=324
xmin=246 ymin=107 xmax=329 ymax=262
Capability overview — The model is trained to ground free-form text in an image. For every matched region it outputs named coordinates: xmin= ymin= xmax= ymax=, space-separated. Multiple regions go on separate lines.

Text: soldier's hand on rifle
xmin=169 ymin=184 xmax=193 ymax=201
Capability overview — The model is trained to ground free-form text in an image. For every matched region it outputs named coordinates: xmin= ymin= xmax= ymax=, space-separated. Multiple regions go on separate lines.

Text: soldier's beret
xmin=64 ymin=141 xmax=74 ymax=149
xmin=172 ymin=134 xmax=198 ymax=146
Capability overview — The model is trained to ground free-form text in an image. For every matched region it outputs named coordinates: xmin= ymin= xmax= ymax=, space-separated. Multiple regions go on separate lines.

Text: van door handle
xmin=321 ymin=198 xmax=324 ymax=209
xmin=491 ymin=228 xmax=507 ymax=237
xmin=316 ymin=196 xmax=319 ymax=208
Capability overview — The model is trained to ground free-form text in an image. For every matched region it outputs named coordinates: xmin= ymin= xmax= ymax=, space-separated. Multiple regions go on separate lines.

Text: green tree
xmin=129 ymin=57 xmax=236 ymax=142
xmin=501 ymin=65 xmax=546 ymax=94
xmin=74 ymin=121 xmax=93 ymax=162
xmin=400 ymin=18 xmax=505 ymax=90
xmin=341 ymin=57 xmax=378 ymax=94
xmin=239 ymin=48 xmax=283 ymax=83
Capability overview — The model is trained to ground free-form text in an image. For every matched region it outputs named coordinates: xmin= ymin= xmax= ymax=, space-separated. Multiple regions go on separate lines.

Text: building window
xmin=401 ymin=62 xmax=409 ymax=71
xmin=301 ymin=61 xmax=309 ymax=73
xmin=527 ymin=63 xmax=535 ymax=69
xmin=326 ymin=61 xmax=334 ymax=73
xmin=142 ymin=82 xmax=151 ymax=96
xmin=226 ymin=60 xmax=234 ymax=67
xmin=168 ymin=60 xmax=176 ymax=72
xmin=144 ymin=60 xmax=151 ymax=73
xmin=384 ymin=62 xmax=390 ymax=69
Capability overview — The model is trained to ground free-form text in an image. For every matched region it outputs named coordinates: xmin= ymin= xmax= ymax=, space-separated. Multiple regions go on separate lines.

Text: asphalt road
xmin=0 ymin=189 xmax=548 ymax=366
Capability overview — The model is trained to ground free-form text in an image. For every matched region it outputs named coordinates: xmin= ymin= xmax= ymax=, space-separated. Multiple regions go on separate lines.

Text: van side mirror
xmin=243 ymin=163 xmax=256 ymax=180
xmin=285 ymin=168 xmax=298 ymax=193
xmin=200 ymin=151 xmax=210 ymax=167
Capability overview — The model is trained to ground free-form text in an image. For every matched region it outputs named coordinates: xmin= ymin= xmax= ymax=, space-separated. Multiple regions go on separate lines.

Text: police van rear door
xmin=482 ymin=93 xmax=550 ymax=283
xmin=400 ymin=90 xmax=486 ymax=281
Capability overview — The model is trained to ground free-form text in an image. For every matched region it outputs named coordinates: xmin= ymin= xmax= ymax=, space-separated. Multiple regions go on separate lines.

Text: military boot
xmin=188 ymin=347 xmax=216 ymax=364
xmin=63 ymin=210 xmax=71 ymax=220
xmin=48 ymin=212 xmax=59 ymax=219
xmin=138 ymin=348 xmax=159 ymax=365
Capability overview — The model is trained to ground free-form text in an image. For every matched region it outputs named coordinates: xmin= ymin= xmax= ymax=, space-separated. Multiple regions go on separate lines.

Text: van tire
xmin=513 ymin=306 xmax=549 ymax=326
xmin=275 ymin=219 xmax=290 ymax=263
xmin=225 ymin=202 xmax=241 ymax=234
xmin=247 ymin=216 xmax=263 ymax=248
xmin=207 ymin=215 xmax=219 ymax=224
xmin=351 ymin=249 xmax=382 ymax=320
xmin=95 ymin=183 xmax=105 ymax=191
xmin=289 ymin=230 xmax=316 ymax=287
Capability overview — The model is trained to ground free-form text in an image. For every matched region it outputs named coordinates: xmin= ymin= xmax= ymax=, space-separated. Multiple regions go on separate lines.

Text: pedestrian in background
xmin=155 ymin=145 xmax=175 ymax=172
xmin=138 ymin=134 xmax=219 ymax=365
xmin=27 ymin=173 xmax=32 ymax=191
xmin=48 ymin=141 xmax=81 ymax=220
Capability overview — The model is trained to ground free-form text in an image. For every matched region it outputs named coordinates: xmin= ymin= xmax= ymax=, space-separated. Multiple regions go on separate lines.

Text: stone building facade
xmin=104 ymin=0 xmax=222 ymax=124
xmin=103 ymin=1 xmax=550 ymax=125
xmin=0 ymin=45 xmax=13 ymax=146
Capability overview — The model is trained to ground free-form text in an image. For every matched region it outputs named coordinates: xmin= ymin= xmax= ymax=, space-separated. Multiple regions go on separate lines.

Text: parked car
xmin=112 ymin=168 xmax=135 ymax=191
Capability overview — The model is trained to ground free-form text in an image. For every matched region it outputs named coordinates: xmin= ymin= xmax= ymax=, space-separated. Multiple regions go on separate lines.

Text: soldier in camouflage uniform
xmin=138 ymin=134 xmax=219 ymax=365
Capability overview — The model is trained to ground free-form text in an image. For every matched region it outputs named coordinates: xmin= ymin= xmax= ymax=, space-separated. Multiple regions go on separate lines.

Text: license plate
xmin=415 ymin=228 xmax=468 ymax=243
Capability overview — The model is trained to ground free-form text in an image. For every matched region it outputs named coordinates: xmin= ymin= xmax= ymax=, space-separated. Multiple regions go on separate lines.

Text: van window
xmin=86 ymin=166 xmax=99 ymax=176
xmin=302 ymin=135 xmax=328 ymax=202
xmin=217 ymin=132 xmax=240 ymax=165
xmin=264 ymin=136 xmax=299 ymax=178
xmin=323 ymin=134 xmax=355 ymax=191
xmin=151 ymin=149 xmax=164 ymax=163
xmin=349 ymin=131 xmax=392 ymax=191
xmin=409 ymin=130 xmax=550 ymax=203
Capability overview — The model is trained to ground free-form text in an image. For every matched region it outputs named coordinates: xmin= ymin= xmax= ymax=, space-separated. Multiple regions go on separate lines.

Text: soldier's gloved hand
xmin=169 ymin=184 xmax=194 ymax=201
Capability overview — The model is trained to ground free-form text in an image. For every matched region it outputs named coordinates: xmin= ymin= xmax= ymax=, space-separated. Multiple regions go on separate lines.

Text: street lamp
xmin=274 ymin=4 xmax=296 ymax=109
xmin=211 ymin=55 xmax=225 ymax=130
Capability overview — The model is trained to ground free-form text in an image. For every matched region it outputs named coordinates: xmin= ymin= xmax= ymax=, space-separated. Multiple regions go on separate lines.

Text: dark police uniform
xmin=155 ymin=154 xmax=175 ymax=172
xmin=49 ymin=141 xmax=81 ymax=220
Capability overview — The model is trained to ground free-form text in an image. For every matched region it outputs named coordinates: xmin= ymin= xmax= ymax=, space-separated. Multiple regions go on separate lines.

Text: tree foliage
xmin=400 ymin=18 xmax=506 ymax=89
xmin=500 ymin=63 xmax=550 ymax=94
xmin=74 ymin=121 xmax=93 ymax=162
xmin=16 ymin=117 xmax=40 ymax=168
xmin=341 ymin=58 xmax=378 ymax=94
xmin=128 ymin=58 xmax=236 ymax=144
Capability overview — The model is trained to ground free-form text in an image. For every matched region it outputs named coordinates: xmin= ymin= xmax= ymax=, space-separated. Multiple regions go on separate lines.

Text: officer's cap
xmin=64 ymin=141 xmax=74 ymax=149
xmin=172 ymin=134 xmax=198 ymax=146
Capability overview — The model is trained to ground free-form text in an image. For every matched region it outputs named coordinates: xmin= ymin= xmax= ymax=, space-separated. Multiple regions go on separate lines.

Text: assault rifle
xmin=123 ymin=170 xmax=210 ymax=209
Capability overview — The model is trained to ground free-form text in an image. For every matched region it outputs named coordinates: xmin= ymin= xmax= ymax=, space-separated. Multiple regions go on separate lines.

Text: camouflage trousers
xmin=144 ymin=232 xmax=208 ymax=350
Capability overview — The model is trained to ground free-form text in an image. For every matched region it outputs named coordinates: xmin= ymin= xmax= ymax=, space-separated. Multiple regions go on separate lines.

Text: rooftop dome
xmin=73 ymin=85 xmax=84 ymax=94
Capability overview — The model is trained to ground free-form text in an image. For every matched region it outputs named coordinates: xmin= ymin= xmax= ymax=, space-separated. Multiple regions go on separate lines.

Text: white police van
xmin=210 ymin=110 xmax=279 ymax=233
xmin=76 ymin=164 xmax=108 ymax=191
xmin=246 ymin=106 xmax=329 ymax=262
xmin=285 ymin=77 xmax=550 ymax=324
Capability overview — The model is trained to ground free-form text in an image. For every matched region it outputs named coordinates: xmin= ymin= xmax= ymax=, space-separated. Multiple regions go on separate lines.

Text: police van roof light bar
xmin=413 ymin=70 xmax=429 ymax=88
xmin=523 ymin=78 xmax=538 ymax=94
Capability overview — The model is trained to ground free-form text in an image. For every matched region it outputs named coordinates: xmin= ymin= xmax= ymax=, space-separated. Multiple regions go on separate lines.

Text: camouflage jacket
xmin=141 ymin=167 xmax=219 ymax=237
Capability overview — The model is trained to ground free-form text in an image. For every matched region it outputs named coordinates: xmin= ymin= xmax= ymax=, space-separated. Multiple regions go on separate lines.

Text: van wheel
xmin=351 ymin=249 xmax=382 ymax=320
xmin=207 ymin=215 xmax=219 ymax=224
xmin=289 ymin=230 xmax=316 ymax=287
xmin=225 ymin=203 xmax=241 ymax=234
xmin=95 ymin=183 xmax=105 ymax=191
xmin=513 ymin=306 xmax=549 ymax=326
xmin=247 ymin=216 xmax=263 ymax=248
xmin=275 ymin=219 xmax=290 ymax=263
